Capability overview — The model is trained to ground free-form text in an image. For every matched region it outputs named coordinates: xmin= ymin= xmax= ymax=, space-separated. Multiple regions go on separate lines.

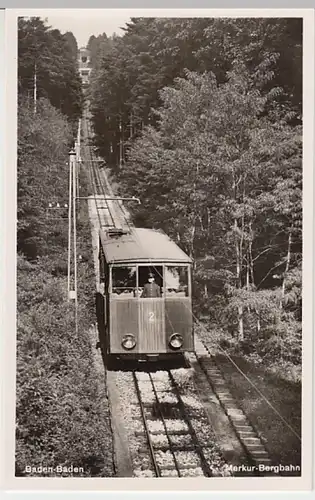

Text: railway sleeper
xmin=135 ymin=429 xmax=190 ymax=437
xmin=158 ymin=463 xmax=201 ymax=472
xmin=236 ymin=430 xmax=259 ymax=438
xmin=160 ymin=468 xmax=204 ymax=477
xmin=138 ymin=444 xmax=197 ymax=454
xmin=142 ymin=413 xmax=183 ymax=421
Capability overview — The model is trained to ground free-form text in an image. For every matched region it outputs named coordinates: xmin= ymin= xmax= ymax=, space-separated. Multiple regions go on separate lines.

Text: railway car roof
xmin=99 ymin=227 xmax=192 ymax=264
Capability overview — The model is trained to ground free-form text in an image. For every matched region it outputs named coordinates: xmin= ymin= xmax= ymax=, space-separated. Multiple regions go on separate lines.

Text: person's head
xmin=148 ymin=272 xmax=155 ymax=283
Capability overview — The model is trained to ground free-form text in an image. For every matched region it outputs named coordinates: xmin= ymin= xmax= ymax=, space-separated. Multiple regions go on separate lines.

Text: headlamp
xmin=121 ymin=334 xmax=136 ymax=350
xmin=169 ymin=333 xmax=183 ymax=350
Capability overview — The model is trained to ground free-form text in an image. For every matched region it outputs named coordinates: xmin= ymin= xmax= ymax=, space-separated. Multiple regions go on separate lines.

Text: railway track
xmin=82 ymin=107 xmax=131 ymax=233
xmin=133 ymin=370 xmax=214 ymax=477
xmin=81 ymin=111 xmax=117 ymax=229
xmin=82 ymin=109 xmax=275 ymax=478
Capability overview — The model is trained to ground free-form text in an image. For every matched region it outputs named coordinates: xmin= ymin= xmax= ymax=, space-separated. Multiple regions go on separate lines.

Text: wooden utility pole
xmin=33 ymin=62 xmax=37 ymax=114
xmin=74 ymin=141 xmax=79 ymax=198
xmin=73 ymin=150 xmax=78 ymax=335
xmin=68 ymin=149 xmax=78 ymax=334
xmin=76 ymin=119 xmax=81 ymax=197
xmin=67 ymin=150 xmax=73 ymax=297
xmin=130 ymin=112 xmax=133 ymax=139
xmin=119 ymin=117 xmax=123 ymax=168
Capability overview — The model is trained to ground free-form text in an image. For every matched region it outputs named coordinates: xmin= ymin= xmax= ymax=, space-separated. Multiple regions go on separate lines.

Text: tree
xmin=89 ymin=17 xmax=302 ymax=170
xmin=87 ymin=33 xmax=112 ymax=69
xmin=18 ymin=96 xmax=72 ymax=259
xmin=18 ymin=17 xmax=84 ymax=123
xmin=87 ymin=17 xmax=302 ymax=368
xmin=63 ymin=31 xmax=78 ymax=62
xmin=120 ymin=66 xmax=302 ymax=345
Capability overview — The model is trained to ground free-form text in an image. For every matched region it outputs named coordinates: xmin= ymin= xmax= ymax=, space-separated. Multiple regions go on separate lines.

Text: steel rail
xmin=101 ymin=170 xmax=133 ymax=231
xmin=133 ymin=372 xmax=161 ymax=477
xmin=103 ymin=176 xmax=132 ymax=232
xmin=148 ymin=373 xmax=182 ymax=477
xmin=85 ymin=120 xmax=105 ymax=227
xmin=82 ymin=112 xmax=116 ymax=228
xmin=81 ymin=114 xmax=103 ymax=229
xmin=168 ymin=370 xmax=213 ymax=477
xmin=75 ymin=196 xmax=141 ymax=203
xmin=83 ymin=105 xmax=133 ymax=232
xmin=88 ymin=139 xmax=116 ymax=228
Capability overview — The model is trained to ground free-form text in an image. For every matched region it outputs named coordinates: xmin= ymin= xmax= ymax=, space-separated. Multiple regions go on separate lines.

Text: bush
xmin=16 ymin=243 xmax=113 ymax=477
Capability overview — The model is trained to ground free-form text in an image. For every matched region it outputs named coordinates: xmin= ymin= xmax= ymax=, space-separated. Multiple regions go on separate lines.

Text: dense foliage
xmin=16 ymin=253 xmax=113 ymax=477
xmin=17 ymin=21 xmax=113 ymax=475
xmin=18 ymin=17 xmax=84 ymax=127
xmin=18 ymin=96 xmax=71 ymax=259
xmin=89 ymin=18 xmax=301 ymax=164
xmin=16 ymin=97 xmax=113 ymax=476
xmin=89 ymin=17 xmax=302 ymax=374
xmin=87 ymin=32 xmax=113 ymax=69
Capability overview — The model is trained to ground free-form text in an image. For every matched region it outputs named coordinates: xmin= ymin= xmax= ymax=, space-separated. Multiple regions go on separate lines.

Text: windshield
xmin=111 ymin=266 xmax=136 ymax=297
xmin=164 ymin=266 xmax=189 ymax=297
xmin=110 ymin=265 xmax=190 ymax=298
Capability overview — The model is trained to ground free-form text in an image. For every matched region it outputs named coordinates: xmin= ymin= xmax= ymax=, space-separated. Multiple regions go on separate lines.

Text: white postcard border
xmin=2 ymin=6 xmax=314 ymax=495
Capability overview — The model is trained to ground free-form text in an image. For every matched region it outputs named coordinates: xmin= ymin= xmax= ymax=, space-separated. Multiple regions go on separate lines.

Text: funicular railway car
xmin=99 ymin=227 xmax=194 ymax=358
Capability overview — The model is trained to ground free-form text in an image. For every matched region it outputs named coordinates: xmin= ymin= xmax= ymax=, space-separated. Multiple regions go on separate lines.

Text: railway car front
xmin=99 ymin=227 xmax=194 ymax=359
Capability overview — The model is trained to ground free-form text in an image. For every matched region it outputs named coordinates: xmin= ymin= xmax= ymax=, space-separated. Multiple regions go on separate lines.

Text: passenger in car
xmin=141 ymin=272 xmax=161 ymax=298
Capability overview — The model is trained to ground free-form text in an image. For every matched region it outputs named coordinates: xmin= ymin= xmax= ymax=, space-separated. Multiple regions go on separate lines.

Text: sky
xmin=46 ymin=11 xmax=131 ymax=47
xmin=21 ymin=9 xmax=138 ymax=47
xmin=20 ymin=8 xmax=215 ymax=48
xmin=18 ymin=8 xmax=233 ymax=48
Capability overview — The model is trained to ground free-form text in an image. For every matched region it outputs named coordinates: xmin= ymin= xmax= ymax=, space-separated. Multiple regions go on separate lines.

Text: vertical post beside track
xmin=77 ymin=119 xmax=81 ymax=198
xmin=67 ymin=150 xmax=74 ymax=298
xmin=72 ymin=150 xmax=78 ymax=335
xmin=33 ymin=62 xmax=37 ymax=115
xmin=119 ymin=117 xmax=123 ymax=169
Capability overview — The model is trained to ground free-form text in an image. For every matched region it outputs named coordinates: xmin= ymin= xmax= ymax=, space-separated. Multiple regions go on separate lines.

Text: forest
xmin=16 ymin=18 xmax=113 ymax=476
xmin=16 ymin=15 xmax=302 ymax=475
xmin=88 ymin=18 xmax=302 ymax=378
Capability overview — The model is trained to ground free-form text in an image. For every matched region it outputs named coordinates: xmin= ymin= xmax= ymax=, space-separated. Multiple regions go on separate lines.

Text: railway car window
xmin=138 ymin=266 xmax=163 ymax=297
xmin=111 ymin=266 xmax=136 ymax=297
xmin=165 ymin=266 xmax=189 ymax=297
xmin=99 ymin=246 xmax=106 ymax=284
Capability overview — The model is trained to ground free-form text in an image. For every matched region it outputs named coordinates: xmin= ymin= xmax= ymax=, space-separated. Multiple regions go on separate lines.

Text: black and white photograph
xmin=4 ymin=7 xmax=314 ymax=491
